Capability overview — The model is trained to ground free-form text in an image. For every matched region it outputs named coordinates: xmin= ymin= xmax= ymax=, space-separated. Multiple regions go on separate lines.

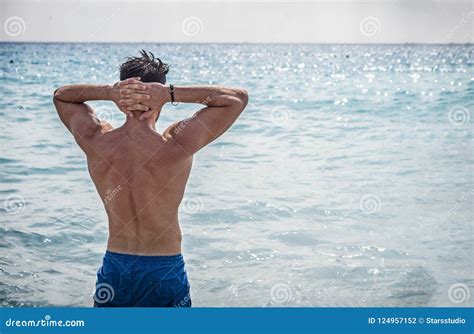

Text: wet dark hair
xmin=120 ymin=50 xmax=169 ymax=84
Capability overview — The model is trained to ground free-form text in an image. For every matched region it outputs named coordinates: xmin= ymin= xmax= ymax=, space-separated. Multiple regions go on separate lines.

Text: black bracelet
xmin=169 ymin=84 xmax=178 ymax=106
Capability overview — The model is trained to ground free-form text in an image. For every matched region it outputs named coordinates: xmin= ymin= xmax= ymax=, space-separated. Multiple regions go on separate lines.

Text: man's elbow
xmin=235 ymin=89 xmax=249 ymax=108
xmin=53 ymin=87 xmax=65 ymax=102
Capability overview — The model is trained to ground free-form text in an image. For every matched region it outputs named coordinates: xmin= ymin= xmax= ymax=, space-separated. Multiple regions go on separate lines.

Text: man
xmin=53 ymin=50 xmax=248 ymax=307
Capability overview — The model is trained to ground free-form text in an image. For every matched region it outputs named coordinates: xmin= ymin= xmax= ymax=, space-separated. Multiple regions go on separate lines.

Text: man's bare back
xmin=88 ymin=120 xmax=192 ymax=255
xmin=53 ymin=51 xmax=247 ymax=306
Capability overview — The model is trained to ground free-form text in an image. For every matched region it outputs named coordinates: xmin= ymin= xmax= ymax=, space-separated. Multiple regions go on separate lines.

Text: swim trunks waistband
xmin=104 ymin=250 xmax=183 ymax=264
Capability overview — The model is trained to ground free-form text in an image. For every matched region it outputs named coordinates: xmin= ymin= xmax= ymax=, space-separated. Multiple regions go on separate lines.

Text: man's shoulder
xmin=162 ymin=121 xmax=181 ymax=139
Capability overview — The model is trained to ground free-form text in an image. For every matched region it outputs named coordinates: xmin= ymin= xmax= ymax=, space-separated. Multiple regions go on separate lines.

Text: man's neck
xmin=123 ymin=111 xmax=159 ymax=131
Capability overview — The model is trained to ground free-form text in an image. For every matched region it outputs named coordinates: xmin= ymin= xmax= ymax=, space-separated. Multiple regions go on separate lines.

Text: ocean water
xmin=0 ymin=43 xmax=473 ymax=307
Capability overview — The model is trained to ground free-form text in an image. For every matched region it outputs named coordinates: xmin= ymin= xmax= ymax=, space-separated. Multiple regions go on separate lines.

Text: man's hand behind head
xmin=119 ymin=80 xmax=169 ymax=120
xmin=113 ymin=78 xmax=151 ymax=117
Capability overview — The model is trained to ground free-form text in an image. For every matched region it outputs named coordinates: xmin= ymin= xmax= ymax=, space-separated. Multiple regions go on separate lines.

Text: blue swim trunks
xmin=93 ymin=251 xmax=191 ymax=307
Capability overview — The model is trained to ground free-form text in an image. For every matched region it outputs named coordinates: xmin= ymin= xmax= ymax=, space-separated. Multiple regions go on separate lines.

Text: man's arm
xmin=53 ymin=79 xmax=149 ymax=149
xmin=168 ymin=86 xmax=248 ymax=155
xmin=120 ymin=83 xmax=248 ymax=155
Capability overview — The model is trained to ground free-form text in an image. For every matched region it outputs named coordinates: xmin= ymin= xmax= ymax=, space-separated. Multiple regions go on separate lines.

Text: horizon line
xmin=1 ymin=41 xmax=473 ymax=45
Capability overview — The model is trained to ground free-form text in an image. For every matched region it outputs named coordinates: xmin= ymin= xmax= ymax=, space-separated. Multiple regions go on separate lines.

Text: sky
xmin=0 ymin=0 xmax=473 ymax=43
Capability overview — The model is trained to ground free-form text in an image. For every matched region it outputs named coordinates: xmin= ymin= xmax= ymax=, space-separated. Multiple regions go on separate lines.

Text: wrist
xmin=151 ymin=83 xmax=172 ymax=105
xmin=106 ymin=84 xmax=118 ymax=102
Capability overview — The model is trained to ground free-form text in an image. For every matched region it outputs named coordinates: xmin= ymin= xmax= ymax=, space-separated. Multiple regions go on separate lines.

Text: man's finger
xmin=126 ymin=104 xmax=149 ymax=112
xmin=118 ymin=78 xmax=141 ymax=87
xmin=120 ymin=90 xmax=150 ymax=99
xmin=123 ymin=77 xmax=141 ymax=84
xmin=120 ymin=89 xmax=137 ymax=95
xmin=119 ymin=90 xmax=150 ymax=102
xmin=122 ymin=83 xmax=147 ymax=91
xmin=120 ymin=86 xmax=148 ymax=93
xmin=119 ymin=99 xmax=137 ymax=106
xmin=139 ymin=110 xmax=156 ymax=120
xmin=117 ymin=106 xmax=134 ymax=117
xmin=129 ymin=93 xmax=150 ymax=101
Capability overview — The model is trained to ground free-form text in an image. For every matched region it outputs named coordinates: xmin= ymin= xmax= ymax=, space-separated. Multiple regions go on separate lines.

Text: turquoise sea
xmin=0 ymin=43 xmax=473 ymax=307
